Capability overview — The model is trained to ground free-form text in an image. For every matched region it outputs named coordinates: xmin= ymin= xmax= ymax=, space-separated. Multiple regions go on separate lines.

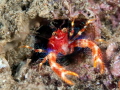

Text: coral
xmin=111 ymin=54 xmax=120 ymax=77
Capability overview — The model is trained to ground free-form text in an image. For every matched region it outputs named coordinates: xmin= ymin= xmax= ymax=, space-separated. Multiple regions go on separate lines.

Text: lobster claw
xmin=59 ymin=70 xmax=79 ymax=85
xmin=48 ymin=52 xmax=79 ymax=85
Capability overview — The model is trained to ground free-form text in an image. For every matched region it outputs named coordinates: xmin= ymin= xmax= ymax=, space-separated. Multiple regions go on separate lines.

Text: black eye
xmin=52 ymin=32 xmax=57 ymax=36
xmin=62 ymin=28 xmax=68 ymax=33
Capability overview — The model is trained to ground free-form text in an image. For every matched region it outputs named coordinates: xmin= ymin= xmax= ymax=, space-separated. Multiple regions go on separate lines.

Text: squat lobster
xmin=22 ymin=19 xmax=105 ymax=85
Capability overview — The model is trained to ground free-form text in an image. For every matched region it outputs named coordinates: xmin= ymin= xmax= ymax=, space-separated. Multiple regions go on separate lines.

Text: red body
xmin=48 ymin=29 xmax=69 ymax=54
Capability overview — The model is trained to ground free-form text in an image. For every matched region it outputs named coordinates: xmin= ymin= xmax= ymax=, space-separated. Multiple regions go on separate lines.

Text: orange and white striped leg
xmin=69 ymin=19 xmax=75 ymax=37
xmin=20 ymin=45 xmax=47 ymax=70
xmin=39 ymin=56 xmax=48 ymax=71
xmin=20 ymin=45 xmax=46 ymax=53
xmin=73 ymin=19 xmax=96 ymax=40
xmin=70 ymin=39 xmax=105 ymax=74
xmin=48 ymin=52 xmax=79 ymax=85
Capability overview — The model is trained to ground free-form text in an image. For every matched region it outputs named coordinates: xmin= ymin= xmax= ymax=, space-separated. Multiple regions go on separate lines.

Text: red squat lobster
xmin=23 ymin=19 xmax=105 ymax=85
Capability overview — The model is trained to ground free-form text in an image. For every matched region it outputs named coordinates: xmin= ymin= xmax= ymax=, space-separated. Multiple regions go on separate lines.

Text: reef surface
xmin=0 ymin=0 xmax=120 ymax=90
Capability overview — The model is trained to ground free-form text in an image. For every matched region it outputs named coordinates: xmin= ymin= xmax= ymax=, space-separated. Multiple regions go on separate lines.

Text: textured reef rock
xmin=0 ymin=0 xmax=120 ymax=90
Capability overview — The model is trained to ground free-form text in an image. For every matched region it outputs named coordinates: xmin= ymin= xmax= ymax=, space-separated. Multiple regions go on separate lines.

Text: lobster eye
xmin=62 ymin=28 xmax=68 ymax=33
xmin=52 ymin=32 xmax=57 ymax=36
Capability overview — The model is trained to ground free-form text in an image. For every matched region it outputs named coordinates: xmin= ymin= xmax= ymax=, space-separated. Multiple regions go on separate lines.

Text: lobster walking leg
xmin=20 ymin=45 xmax=47 ymax=70
xmin=20 ymin=45 xmax=46 ymax=52
xmin=70 ymin=19 xmax=96 ymax=40
xmin=39 ymin=56 xmax=48 ymax=70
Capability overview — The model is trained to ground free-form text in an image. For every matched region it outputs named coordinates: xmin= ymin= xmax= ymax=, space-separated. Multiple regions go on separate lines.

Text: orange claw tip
xmin=100 ymin=62 xmax=105 ymax=74
xmin=65 ymin=71 xmax=79 ymax=77
xmin=100 ymin=68 xmax=104 ymax=74
xmin=62 ymin=76 xmax=75 ymax=85
xmin=64 ymin=79 xmax=75 ymax=85
xmin=93 ymin=58 xmax=105 ymax=74
xmin=61 ymin=71 xmax=79 ymax=85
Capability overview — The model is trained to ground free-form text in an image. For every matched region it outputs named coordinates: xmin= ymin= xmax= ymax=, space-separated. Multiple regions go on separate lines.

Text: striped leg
xmin=20 ymin=45 xmax=47 ymax=70
xmin=69 ymin=18 xmax=75 ymax=37
xmin=72 ymin=19 xmax=96 ymax=40
xmin=20 ymin=45 xmax=46 ymax=53
xmin=69 ymin=39 xmax=105 ymax=74
xmin=39 ymin=56 xmax=48 ymax=71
